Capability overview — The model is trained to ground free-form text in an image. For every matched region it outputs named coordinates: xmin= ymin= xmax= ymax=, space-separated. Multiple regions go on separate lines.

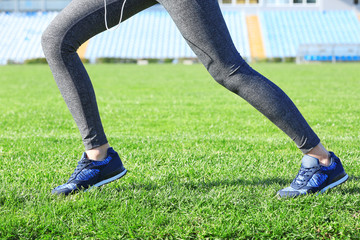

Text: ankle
xmin=86 ymin=143 xmax=110 ymax=161
xmin=307 ymin=143 xmax=331 ymax=166
xmin=311 ymin=153 xmax=331 ymax=166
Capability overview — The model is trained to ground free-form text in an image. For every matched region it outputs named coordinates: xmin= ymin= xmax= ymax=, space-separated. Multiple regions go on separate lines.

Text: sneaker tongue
xmin=301 ymin=155 xmax=320 ymax=168
xmin=78 ymin=152 xmax=91 ymax=164
xmin=80 ymin=152 xmax=88 ymax=160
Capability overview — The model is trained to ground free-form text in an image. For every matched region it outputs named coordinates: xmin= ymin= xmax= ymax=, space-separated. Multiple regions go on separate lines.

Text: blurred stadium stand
xmin=297 ymin=44 xmax=360 ymax=62
xmin=85 ymin=9 xmax=250 ymax=62
xmin=260 ymin=10 xmax=360 ymax=58
xmin=0 ymin=11 xmax=57 ymax=64
xmin=0 ymin=0 xmax=360 ymax=64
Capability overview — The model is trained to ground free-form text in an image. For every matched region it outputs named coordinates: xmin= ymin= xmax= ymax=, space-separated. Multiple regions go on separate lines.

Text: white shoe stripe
xmin=85 ymin=169 xmax=127 ymax=192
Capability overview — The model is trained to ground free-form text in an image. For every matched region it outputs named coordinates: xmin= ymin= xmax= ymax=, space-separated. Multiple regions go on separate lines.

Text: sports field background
xmin=0 ymin=63 xmax=359 ymax=238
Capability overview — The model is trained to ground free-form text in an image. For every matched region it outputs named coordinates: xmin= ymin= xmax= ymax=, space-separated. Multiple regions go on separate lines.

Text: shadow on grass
xmin=114 ymin=175 xmax=359 ymax=195
xmin=340 ymin=175 xmax=360 ymax=194
xmin=115 ymin=177 xmax=290 ymax=192
xmin=348 ymin=175 xmax=359 ymax=181
xmin=341 ymin=186 xmax=360 ymax=194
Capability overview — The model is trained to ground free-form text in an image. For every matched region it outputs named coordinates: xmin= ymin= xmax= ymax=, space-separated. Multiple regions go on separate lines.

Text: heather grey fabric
xmin=42 ymin=0 xmax=320 ymax=153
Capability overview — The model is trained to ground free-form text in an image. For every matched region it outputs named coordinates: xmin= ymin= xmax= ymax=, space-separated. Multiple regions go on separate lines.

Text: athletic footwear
xmin=277 ymin=152 xmax=348 ymax=198
xmin=52 ymin=147 xmax=127 ymax=195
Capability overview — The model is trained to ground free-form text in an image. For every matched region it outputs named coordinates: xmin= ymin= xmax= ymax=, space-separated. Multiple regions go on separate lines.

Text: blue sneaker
xmin=278 ymin=152 xmax=348 ymax=198
xmin=52 ymin=147 xmax=127 ymax=195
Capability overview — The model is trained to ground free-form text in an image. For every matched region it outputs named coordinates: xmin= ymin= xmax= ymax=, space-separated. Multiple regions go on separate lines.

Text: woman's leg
xmin=158 ymin=0 xmax=348 ymax=198
xmin=158 ymin=0 xmax=321 ymax=156
xmin=42 ymin=0 xmax=157 ymax=156
xmin=43 ymin=0 xmax=158 ymax=195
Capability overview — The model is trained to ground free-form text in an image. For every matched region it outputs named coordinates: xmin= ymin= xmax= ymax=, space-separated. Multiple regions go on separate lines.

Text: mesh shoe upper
xmin=52 ymin=147 xmax=126 ymax=195
xmin=278 ymin=152 xmax=347 ymax=198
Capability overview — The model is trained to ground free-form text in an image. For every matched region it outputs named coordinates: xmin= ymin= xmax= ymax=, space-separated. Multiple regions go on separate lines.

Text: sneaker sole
xmin=85 ymin=168 xmax=127 ymax=192
xmin=319 ymin=173 xmax=348 ymax=194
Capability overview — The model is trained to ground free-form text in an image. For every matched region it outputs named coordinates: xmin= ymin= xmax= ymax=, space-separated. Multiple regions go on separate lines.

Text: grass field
xmin=0 ymin=63 xmax=359 ymax=239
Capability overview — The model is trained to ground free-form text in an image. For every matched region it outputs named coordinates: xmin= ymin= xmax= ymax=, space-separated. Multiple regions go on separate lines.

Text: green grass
xmin=0 ymin=63 xmax=359 ymax=239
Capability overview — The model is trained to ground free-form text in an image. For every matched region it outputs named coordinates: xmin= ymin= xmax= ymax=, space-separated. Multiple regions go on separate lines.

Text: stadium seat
xmin=1 ymin=9 xmax=360 ymax=64
xmin=86 ymin=9 xmax=250 ymax=62
xmin=0 ymin=8 xmax=250 ymax=64
xmin=0 ymin=11 xmax=57 ymax=64
xmin=260 ymin=10 xmax=360 ymax=59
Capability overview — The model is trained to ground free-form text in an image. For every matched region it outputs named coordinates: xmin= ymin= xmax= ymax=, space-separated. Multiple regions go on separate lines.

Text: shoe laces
xmin=68 ymin=159 xmax=92 ymax=182
xmin=292 ymin=166 xmax=319 ymax=188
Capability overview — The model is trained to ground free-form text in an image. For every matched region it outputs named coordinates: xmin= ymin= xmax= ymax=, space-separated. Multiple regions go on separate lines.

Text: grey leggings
xmin=42 ymin=0 xmax=320 ymax=153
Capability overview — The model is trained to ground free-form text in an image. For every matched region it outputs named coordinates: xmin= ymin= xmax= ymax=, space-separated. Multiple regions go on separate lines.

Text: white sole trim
xmin=320 ymin=174 xmax=348 ymax=194
xmin=85 ymin=169 xmax=127 ymax=192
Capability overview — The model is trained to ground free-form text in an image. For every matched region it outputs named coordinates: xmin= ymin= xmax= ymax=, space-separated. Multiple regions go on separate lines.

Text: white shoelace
xmin=104 ymin=0 xmax=127 ymax=30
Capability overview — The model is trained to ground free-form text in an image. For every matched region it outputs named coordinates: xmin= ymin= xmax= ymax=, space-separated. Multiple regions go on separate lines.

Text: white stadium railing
xmin=296 ymin=44 xmax=360 ymax=63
